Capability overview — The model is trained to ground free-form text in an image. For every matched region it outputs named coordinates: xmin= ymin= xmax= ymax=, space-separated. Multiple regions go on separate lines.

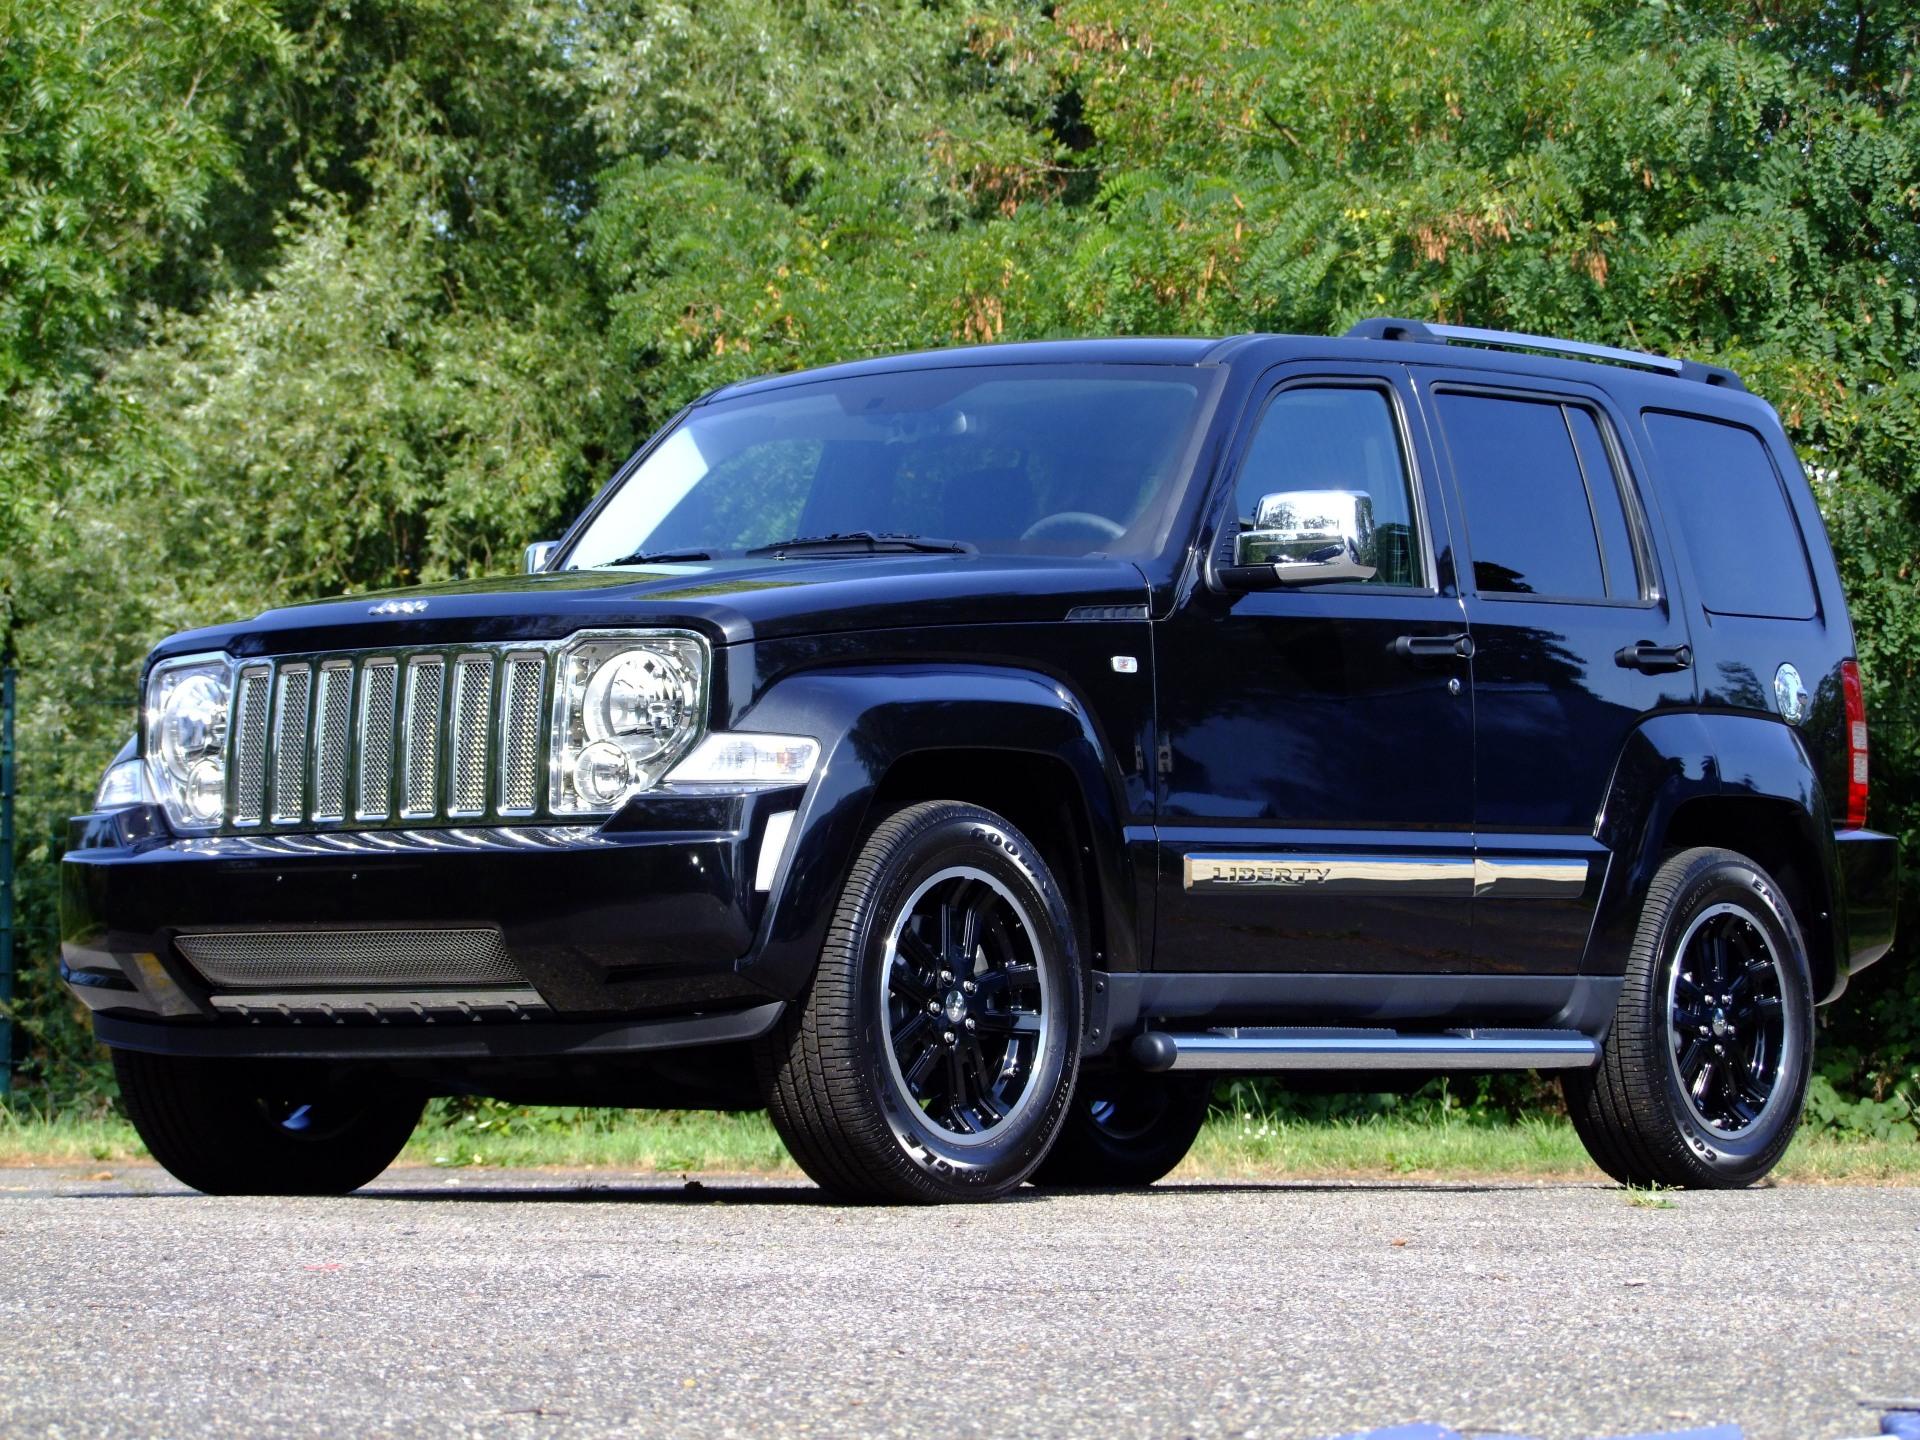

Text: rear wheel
xmin=113 ymin=1049 xmax=422 ymax=1196
xmin=1030 ymin=1072 xmax=1211 ymax=1189
xmin=1564 ymin=847 xmax=1814 ymax=1189
xmin=758 ymin=801 xmax=1082 ymax=1203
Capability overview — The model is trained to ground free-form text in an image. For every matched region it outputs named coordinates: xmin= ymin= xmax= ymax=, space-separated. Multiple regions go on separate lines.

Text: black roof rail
xmin=1344 ymin=318 xmax=1746 ymax=391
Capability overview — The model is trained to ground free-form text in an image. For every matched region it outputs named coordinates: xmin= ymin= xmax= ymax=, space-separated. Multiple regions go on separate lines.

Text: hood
xmin=149 ymin=554 xmax=1152 ymax=662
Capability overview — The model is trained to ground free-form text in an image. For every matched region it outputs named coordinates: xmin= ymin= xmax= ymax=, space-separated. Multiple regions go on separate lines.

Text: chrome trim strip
xmin=1157 ymin=1033 xmax=1600 ymax=1072
xmin=167 ymin=825 xmax=608 ymax=858
xmin=1183 ymin=853 xmax=1474 ymax=895
xmin=1473 ymin=856 xmax=1591 ymax=900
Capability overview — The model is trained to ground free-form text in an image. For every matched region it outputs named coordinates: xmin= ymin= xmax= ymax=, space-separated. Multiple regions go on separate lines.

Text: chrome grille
xmin=218 ymin=646 xmax=549 ymax=831
xmin=311 ymin=661 xmax=354 ymax=822
xmin=358 ymin=658 xmax=397 ymax=820
xmin=230 ymin=665 xmax=272 ymax=826
xmin=270 ymin=665 xmax=312 ymax=824
xmin=499 ymin=654 xmax=544 ymax=814
xmin=448 ymin=655 xmax=494 ymax=817
xmin=401 ymin=656 xmax=445 ymax=819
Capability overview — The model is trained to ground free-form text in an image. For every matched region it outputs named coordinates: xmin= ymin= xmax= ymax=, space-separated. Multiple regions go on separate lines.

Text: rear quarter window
xmin=1640 ymin=411 xmax=1817 ymax=620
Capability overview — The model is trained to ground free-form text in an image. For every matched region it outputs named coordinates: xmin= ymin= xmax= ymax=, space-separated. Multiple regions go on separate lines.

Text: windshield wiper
xmin=744 ymin=531 xmax=974 ymax=558
xmin=608 ymin=548 xmax=713 ymax=567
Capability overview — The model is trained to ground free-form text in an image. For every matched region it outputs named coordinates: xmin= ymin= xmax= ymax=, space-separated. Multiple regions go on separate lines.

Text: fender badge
xmin=1773 ymin=663 xmax=1808 ymax=725
xmin=369 ymin=599 xmax=429 ymax=617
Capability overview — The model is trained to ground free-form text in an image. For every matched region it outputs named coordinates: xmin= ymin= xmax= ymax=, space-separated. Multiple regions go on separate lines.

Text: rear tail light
xmin=1841 ymin=659 xmax=1869 ymax=829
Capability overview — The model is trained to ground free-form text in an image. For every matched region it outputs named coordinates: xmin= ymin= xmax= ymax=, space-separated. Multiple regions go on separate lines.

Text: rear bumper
xmin=59 ymin=789 xmax=805 ymax=1055
xmin=1834 ymin=827 xmax=1898 ymax=980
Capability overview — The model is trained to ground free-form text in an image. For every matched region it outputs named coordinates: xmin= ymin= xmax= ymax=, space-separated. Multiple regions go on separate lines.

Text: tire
xmin=113 ymin=1049 xmax=423 ymax=1196
xmin=1030 ymin=1071 xmax=1211 ymax=1189
xmin=758 ymin=800 xmax=1083 ymax=1203
xmin=1563 ymin=846 xmax=1815 ymax=1189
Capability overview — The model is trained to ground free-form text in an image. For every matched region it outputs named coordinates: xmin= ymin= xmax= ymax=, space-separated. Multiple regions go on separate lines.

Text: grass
xmin=2 ymin=1099 xmax=1916 ymax=1183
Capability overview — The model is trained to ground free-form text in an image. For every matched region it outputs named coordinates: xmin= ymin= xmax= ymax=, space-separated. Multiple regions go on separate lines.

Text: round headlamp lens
xmin=582 ymin=649 xmax=699 ymax=757
xmin=573 ymin=740 xmax=633 ymax=807
xmin=183 ymin=759 xmax=225 ymax=821
xmin=159 ymin=672 xmax=228 ymax=779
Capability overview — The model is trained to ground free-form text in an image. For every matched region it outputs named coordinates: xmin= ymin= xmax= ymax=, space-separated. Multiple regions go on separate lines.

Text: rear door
xmin=1417 ymin=371 xmax=1697 ymax=975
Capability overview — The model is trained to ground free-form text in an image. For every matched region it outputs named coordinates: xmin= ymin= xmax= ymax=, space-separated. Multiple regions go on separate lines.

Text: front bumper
xmin=59 ymin=789 xmax=804 ymax=1057
xmin=1835 ymin=826 xmax=1899 ymax=980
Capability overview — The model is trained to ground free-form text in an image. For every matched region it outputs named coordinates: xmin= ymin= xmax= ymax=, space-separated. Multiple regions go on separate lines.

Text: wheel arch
xmin=1590 ymin=711 xmax=1847 ymax=1004
xmin=733 ymin=664 xmax=1137 ymax=1001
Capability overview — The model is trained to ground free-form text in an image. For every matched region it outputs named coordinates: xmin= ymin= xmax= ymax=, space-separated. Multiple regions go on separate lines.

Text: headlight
xmin=143 ymin=656 xmax=231 ymax=830
xmin=551 ymin=632 xmax=707 ymax=813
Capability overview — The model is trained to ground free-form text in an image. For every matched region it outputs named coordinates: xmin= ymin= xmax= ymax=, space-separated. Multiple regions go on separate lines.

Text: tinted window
xmin=1235 ymin=387 xmax=1424 ymax=587
xmin=1641 ymin=412 xmax=1816 ymax=619
xmin=1438 ymin=392 xmax=1639 ymax=600
xmin=1566 ymin=407 xmax=1643 ymax=600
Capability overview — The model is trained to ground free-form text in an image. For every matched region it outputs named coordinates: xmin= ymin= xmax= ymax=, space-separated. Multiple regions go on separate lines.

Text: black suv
xmin=62 ymin=319 xmax=1897 ymax=1202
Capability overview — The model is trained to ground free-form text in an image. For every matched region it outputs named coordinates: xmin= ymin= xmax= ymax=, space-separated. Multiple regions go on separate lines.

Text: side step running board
xmin=1130 ymin=1027 xmax=1600 ymax=1073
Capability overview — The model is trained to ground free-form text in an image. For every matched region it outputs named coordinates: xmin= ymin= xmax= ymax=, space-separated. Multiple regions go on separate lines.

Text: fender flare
xmin=732 ymin=664 xmax=1135 ymax=1001
xmin=1589 ymin=710 xmax=1846 ymax=1001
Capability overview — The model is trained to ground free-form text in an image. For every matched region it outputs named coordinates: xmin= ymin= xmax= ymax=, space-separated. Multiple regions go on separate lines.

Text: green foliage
xmin=4 ymin=0 xmax=1920 ymax=1119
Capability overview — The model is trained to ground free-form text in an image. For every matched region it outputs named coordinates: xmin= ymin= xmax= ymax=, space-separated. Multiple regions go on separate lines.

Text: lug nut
xmin=943 ymin=1030 xmax=956 ymax=1045
xmin=927 ymin=1000 xmax=941 ymax=1014
xmin=964 ymin=1017 xmax=976 ymax=1032
xmin=962 ymin=980 xmax=976 ymax=994
xmin=939 ymin=970 xmax=953 ymax=984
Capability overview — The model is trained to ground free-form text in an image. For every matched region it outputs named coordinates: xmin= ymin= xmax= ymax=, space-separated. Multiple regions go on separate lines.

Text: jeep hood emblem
xmin=369 ymin=599 xmax=429 ymax=616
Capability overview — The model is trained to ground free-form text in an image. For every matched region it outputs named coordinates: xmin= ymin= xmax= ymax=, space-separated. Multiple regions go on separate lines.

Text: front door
xmin=1154 ymin=365 xmax=1476 ymax=975
xmin=1417 ymin=370 xmax=1697 ymax=975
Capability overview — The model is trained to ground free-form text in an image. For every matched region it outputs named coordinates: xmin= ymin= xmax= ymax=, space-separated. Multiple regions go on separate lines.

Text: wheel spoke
xmin=903 ymin=1036 xmax=942 ymax=1096
xmin=977 ymin=962 xmax=1038 ymax=995
xmin=1690 ymin=1057 xmax=1718 ymax=1106
xmin=892 ymin=1010 xmax=933 ymax=1054
xmin=963 ymin=1037 xmax=1003 ymax=1123
xmin=971 ymin=1008 xmax=1043 ymax=1037
xmin=943 ymin=1045 xmax=972 ymax=1130
xmin=1676 ymin=1037 xmax=1711 ymax=1083
xmin=958 ymin=894 xmax=984 ymax=969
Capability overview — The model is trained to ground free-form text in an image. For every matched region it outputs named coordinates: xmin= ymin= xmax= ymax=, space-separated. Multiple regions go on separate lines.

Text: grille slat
xmin=230 ymin=665 xmax=273 ymax=826
xmin=270 ymin=666 xmax=313 ymax=824
xmin=448 ymin=655 xmax=494 ymax=818
xmin=310 ymin=662 xmax=354 ymax=822
xmin=401 ymin=657 xmax=445 ymax=819
xmin=357 ymin=659 xmax=398 ymax=820
xmin=499 ymin=654 xmax=545 ymax=815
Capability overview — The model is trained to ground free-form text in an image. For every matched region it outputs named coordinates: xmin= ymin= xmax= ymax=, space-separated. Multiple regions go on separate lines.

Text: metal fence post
xmin=0 ymin=666 xmax=15 ymax=1097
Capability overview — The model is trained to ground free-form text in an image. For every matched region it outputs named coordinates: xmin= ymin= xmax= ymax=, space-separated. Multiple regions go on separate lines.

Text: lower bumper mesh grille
xmin=175 ymin=928 xmax=524 ymax=991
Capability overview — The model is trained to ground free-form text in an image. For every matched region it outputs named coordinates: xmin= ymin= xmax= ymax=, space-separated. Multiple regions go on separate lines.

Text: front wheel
xmin=1030 ymin=1072 xmax=1211 ymax=1189
xmin=113 ymin=1049 xmax=423 ymax=1196
xmin=1563 ymin=847 xmax=1814 ymax=1189
xmin=759 ymin=801 xmax=1083 ymax=1203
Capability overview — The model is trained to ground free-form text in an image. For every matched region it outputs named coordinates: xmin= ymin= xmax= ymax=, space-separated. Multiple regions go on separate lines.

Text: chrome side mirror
xmin=524 ymin=540 xmax=559 ymax=574
xmin=1223 ymin=490 xmax=1377 ymax=589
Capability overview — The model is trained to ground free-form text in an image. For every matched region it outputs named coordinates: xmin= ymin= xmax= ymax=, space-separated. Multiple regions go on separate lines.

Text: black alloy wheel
xmin=112 ymin=1048 xmax=423 ymax=1195
xmin=1565 ymin=847 xmax=1813 ymax=1189
xmin=1030 ymin=1071 xmax=1212 ymax=1189
xmin=759 ymin=800 xmax=1083 ymax=1203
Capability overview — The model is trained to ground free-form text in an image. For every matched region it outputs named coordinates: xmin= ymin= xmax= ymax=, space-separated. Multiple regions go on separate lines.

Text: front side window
xmin=1436 ymin=391 xmax=1643 ymax=601
xmin=563 ymin=366 xmax=1213 ymax=567
xmin=1233 ymin=386 xmax=1425 ymax=587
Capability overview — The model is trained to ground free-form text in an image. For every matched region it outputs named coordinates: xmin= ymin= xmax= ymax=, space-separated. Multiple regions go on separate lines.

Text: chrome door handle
xmin=1392 ymin=632 xmax=1474 ymax=661
xmin=1615 ymin=641 xmax=1692 ymax=674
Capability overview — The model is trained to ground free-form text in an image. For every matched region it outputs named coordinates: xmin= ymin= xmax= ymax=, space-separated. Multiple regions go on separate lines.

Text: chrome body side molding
xmin=1182 ymin=851 xmax=1591 ymax=898
xmin=1131 ymin=1028 xmax=1600 ymax=1072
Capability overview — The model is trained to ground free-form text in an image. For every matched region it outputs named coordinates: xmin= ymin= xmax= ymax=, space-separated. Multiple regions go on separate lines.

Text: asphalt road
xmin=0 ymin=1166 xmax=1913 ymax=1440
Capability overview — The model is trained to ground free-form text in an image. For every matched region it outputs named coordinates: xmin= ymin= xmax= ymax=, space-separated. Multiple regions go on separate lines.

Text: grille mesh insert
xmin=230 ymin=666 xmax=272 ymax=826
xmin=311 ymin=663 xmax=354 ymax=822
xmin=176 ymin=928 xmax=523 ymax=990
xmin=500 ymin=655 xmax=544 ymax=814
xmin=270 ymin=666 xmax=312 ymax=824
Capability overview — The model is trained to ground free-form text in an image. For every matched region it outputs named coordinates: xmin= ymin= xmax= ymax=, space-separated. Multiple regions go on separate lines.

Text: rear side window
xmin=1641 ymin=411 xmax=1816 ymax=620
xmin=1434 ymin=392 xmax=1643 ymax=601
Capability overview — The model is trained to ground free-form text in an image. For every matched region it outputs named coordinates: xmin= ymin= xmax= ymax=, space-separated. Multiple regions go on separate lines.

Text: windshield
xmin=562 ymin=364 xmax=1213 ymax=567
